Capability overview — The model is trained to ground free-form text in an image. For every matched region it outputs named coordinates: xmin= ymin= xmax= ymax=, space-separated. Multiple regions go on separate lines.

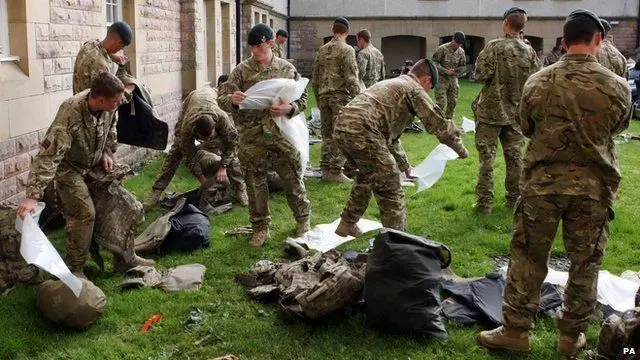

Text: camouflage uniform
xmin=25 ymin=90 xmax=120 ymax=272
xmin=357 ymin=43 xmax=386 ymax=89
xmin=543 ymin=49 xmax=562 ymax=67
xmin=473 ymin=34 xmax=542 ymax=209
xmin=219 ymin=55 xmax=311 ymax=231
xmin=502 ymin=54 xmax=631 ymax=336
xmin=432 ymin=42 xmax=467 ymax=119
xmin=312 ymin=38 xmax=360 ymax=175
xmin=334 ymin=75 xmax=465 ymax=230
xmin=273 ymin=43 xmax=285 ymax=59
xmin=150 ymin=87 xmax=244 ymax=194
xmin=73 ymin=40 xmax=117 ymax=94
xmin=597 ymin=37 xmax=629 ymax=79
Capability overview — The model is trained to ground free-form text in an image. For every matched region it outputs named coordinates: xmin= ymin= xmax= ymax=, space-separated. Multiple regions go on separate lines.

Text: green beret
xmin=567 ymin=9 xmax=605 ymax=36
xmin=601 ymin=19 xmax=612 ymax=32
xmin=334 ymin=17 xmax=350 ymax=29
xmin=248 ymin=24 xmax=274 ymax=46
xmin=276 ymin=29 xmax=288 ymax=38
xmin=503 ymin=7 xmax=526 ymax=19
xmin=454 ymin=31 xmax=466 ymax=45
xmin=427 ymin=59 xmax=439 ymax=86
xmin=109 ymin=21 xmax=132 ymax=45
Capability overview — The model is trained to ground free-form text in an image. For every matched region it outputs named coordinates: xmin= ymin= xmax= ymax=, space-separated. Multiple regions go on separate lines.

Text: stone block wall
xmin=610 ymin=20 xmax=638 ymax=57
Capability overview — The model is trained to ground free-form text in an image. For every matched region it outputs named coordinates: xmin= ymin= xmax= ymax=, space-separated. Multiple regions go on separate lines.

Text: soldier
xmin=543 ymin=45 xmax=563 ymax=66
xmin=312 ymin=17 xmax=361 ymax=182
xmin=432 ymin=32 xmax=467 ymax=120
xmin=273 ymin=29 xmax=288 ymax=59
xmin=473 ymin=7 xmax=542 ymax=214
xmin=73 ymin=21 xmax=133 ymax=94
xmin=596 ymin=19 xmax=628 ymax=79
xmin=333 ymin=59 xmax=468 ymax=236
xmin=218 ymin=24 xmax=311 ymax=247
xmin=476 ymin=10 xmax=631 ymax=357
xmin=401 ymin=59 xmax=414 ymax=75
xmin=143 ymin=86 xmax=248 ymax=210
xmin=355 ymin=29 xmax=386 ymax=89
xmin=17 ymin=73 xmax=154 ymax=278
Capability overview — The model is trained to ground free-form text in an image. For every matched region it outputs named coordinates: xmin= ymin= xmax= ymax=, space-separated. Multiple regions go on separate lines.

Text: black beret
xmin=248 ymin=24 xmax=274 ymax=46
xmin=454 ymin=31 xmax=466 ymax=44
xmin=427 ymin=59 xmax=439 ymax=86
xmin=567 ymin=9 xmax=605 ymax=36
xmin=334 ymin=17 xmax=350 ymax=29
xmin=601 ymin=19 xmax=612 ymax=32
xmin=276 ymin=29 xmax=288 ymax=38
xmin=109 ymin=21 xmax=132 ymax=45
xmin=503 ymin=7 xmax=526 ymax=19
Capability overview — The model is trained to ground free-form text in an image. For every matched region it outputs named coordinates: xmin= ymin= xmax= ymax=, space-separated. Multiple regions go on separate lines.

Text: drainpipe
xmin=236 ymin=0 xmax=241 ymax=64
xmin=286 ymin=0 xmax=291 ymax=58
xmin=637 ymin=0 xmax=640 ymax=48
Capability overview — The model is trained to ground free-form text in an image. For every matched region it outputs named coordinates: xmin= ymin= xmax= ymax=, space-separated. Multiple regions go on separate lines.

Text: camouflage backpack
xmin=0 ymin=202 xmax=41 ymax=289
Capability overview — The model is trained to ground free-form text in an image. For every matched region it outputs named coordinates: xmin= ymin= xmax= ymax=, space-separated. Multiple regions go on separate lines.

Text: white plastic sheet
xmin=18 ymin=207 xmax=83 ymax=297
xmin=412 ymin=144 xmax=459 ymax=192
xmin=462 ymin=116 xmax=476 ymax=133
xmin=293 ymin=218 xmax=383 ymax=253
xmin=238 ymin=78 xmax=310 ymax=170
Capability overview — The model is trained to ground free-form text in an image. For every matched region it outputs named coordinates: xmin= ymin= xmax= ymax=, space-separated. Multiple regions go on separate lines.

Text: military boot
xmin=335 ymin=220 xmax=363 ymax=237
xmin=249 ymin=229 xmax=270 ymax=248
xmin=143 ymin=189 xmax=163 ymax=211
xmin=322 ymin=171 xmax=352 ymax=183
xmin=113 ymin=254 xmax=155 ymax=274
xmin=236 ymin=188 xmax=249 ymax=207
xmin=473 ymin=203 xmax=492 ymax=215
xmin=296 ymin=220 xmax=310 ymax=237
xmin=557 ymin=332 xmax=586 ymax=357
xmin=476 ymin=326 xmax=531 ymax=352
xmin=504 ymin=197 xmax=518 ymax=210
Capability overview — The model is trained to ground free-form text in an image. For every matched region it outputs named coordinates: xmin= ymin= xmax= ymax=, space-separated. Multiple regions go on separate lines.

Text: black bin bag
xmin=364 ymin=228 xmax=451 ymax=339
xmin=160 ymin=204 xmax=211 ymax=253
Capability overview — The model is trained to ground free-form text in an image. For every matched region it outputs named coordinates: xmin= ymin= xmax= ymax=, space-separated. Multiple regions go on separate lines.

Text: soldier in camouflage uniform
xmin=356 ymin=29 xmax=386 ymax=89
xmin=312 ymin=17 xmax=361 ymax=182
xmin=219 ymin=24 xmax=311 ymax=247
xmin=432 ymin=31 xmax=467 ymax=120
xmin=543 ymin=45 xmax=563 ymax=67
xmin=473 ymin=7 xmax=542 ymax=214
xmin=143 ymin=87 xmax=248 ymax=210
xmin=273 ymin=29 xmax=288 ymax=59
xmin=73 ymin=22 xmax=133 ymax=94
xmin=333 ymin=59 xmax=468 ymax=236
xmin=477 ymin=10 xmax=631 ymax=357
xmin=17 ymin=73 xmax=154 ymax=277
xmin=597 ymin=19 xmax=629 ymax=79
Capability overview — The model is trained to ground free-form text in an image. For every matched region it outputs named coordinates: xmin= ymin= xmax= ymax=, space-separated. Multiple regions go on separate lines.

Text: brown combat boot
xmin=143 ymin=189 xmax=163 ymax=211
xmin=236 ymin=188 xmax=249 ymax=207
xmin=335 ymin=220 xmax=363 ymax=237
xmin=473 ymin=203 xmax=492 ymax=215
xmin=557 ymin=332 xmax=586 ymax=357
xmin=476 ymin=326 xmax=531 ymax=352
xmin=322 ymin=171 xmax=351 ymax=183
xmin=249 ymin=229 xmax=270 ymax=247
xmin=113 ymin=254 xmax=155 ymax=274
xmin=295 ymin=220 xmax=310 ymax=237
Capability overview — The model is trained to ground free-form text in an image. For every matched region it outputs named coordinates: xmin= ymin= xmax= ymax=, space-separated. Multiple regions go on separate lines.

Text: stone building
xmin=289 ymin=0 xmax=639 ymax=76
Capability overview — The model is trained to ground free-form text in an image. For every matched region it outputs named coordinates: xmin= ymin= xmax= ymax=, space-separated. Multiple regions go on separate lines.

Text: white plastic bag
xmin=15 ymin=201 xmax=45 ymax=232
xmin=273 ymin=114 xmax=310 ymax=170
xmin=413 ymin=144 xmax=460 ymax=192
xmin=292 ymin=217 xmax=383 ymax=252
xmin=462 ymin=116 xmax=476 ymax=133
xmin=19 ymin=208 xmax=83 ymax=297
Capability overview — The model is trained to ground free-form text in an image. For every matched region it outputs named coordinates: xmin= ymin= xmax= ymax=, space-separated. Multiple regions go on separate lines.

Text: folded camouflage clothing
xmin=0 ymin=202 xmax=41 ymax=290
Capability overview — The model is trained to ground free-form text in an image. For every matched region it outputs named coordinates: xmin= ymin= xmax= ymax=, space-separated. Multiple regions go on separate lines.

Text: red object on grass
xmin=140 ymin=314 xmax=162 ymax=333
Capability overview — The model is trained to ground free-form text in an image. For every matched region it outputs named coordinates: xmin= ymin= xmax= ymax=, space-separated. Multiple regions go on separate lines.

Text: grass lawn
xmin=2 ymin=79 xmax=640 ymax=360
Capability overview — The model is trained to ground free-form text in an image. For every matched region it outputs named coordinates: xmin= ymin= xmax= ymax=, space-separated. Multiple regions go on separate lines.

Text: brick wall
xmin=289 ymin=21 xmax=319 ymax=77
xmin=610 ymin=20 xmax=638 ymax=57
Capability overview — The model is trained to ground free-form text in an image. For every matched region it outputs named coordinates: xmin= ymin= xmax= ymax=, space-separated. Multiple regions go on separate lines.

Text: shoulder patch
xmin=41 ymin=138 xmax=51 ymax=150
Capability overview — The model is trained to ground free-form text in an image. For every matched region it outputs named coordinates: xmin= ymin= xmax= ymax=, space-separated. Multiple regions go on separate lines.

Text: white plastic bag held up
xmin=239 ymin=78 xmax=310 ymax=171
xmin=412 ymin=144 xmax=460 ymax=192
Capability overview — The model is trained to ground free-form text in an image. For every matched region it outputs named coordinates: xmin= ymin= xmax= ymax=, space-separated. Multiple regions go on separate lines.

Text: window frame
xmin=0 ymin=0 xmax=10 ymax=58
xmin=106 ymin=0 xmax=123 ymax=26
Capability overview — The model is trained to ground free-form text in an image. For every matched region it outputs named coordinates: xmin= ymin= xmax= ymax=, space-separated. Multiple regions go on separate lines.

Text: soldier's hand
xmin=101 ymin=152 xmax=114 ymax=172
xmin=458 ymin=148 xmax=469 ymax=159
xmin=232 ymin=91 xmax=247 ymax=105
xmin=17 ymin=198 xmax=38 ymax=220
xmin=109 ymin=52 xmax=128 ymax=65
xmin=216 ymin=167 xmax=229 ymax=184
xmin=198 ymin=175 xmax=207 ymax=185
xmin=404 ymin=167 xmax=418 ymax=180
xmin=445 ymin=69 xmax=455 ymax=76
xmin=124 ymin=84 xmax=136 ymax=94
xmin=269 ymin=100 xmax=293 ymax=117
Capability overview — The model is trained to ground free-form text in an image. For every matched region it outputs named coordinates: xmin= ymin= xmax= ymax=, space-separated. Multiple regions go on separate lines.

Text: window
xmin=261 ymin=14 xmax=267 ymax=24
xmin=106 ymin=0 xmax=122 ymax=25
xmin=254 ymin=12 xmax=259 ymax=26
xmin=269 ymin=19 xmax=274 ymax=29
xmin=0 ymin=0 xmax=9 ymax=57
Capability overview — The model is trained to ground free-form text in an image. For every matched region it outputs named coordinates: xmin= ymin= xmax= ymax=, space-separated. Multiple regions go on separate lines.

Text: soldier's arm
xmin=289 ymin=70 xmax=308 ymax=117
xmin=312 ymin=55 xmax=320 ymax=98
xmin=531 ymin=49 xmax=543 ymax=73
xmin=105 ymin=113 xmax=118 ymax=154
xmin=344 ymin=48 xmax=361 ymax=98
xmin=455 ymin=50 xmax=467 ymax=77
xmin=518 ymin=82 xmax=535 ymax=138
xmin=75 ymin=57 xmax=111 ymax=94
xmin=25 ymin=103 xmax=74 ymax=200
xmin=432 ymin=47 xmax=448 ymax=74
xmin=216 ymin=112 xmax=239 ymax=167
xmin=474 ymin=45 xmax=495 ymax=82
xmin=611 ymin=86 xmax=632 ymax=136
xmin=381 ymin=56 xmax=386 ymax=80
xmin=218 ymin=68 xmax=242 ymax=113
xmin=409 ymin=89 xmax=465 ymax=154
xmin=178 ymin=120 xmax=204 ymax=179
xmin=357 ymin=51 xmax=369 ymax=83
xmin=389 ymin=139 xmax=410 ymax=172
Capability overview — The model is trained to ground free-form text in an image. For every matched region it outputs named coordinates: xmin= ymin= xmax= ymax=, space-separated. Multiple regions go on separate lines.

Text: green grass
xmin=2 ymin=79 xmax=640 ymax=360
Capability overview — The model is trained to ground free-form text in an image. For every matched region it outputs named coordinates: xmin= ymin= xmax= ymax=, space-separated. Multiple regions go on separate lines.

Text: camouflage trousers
xmin=318 ymin=96 xmax=348 ymax=174
xmin=502 ymin=195 xmax=612 ymax=334
xmin=335 ymin=131 xmax=406 ymax=231
xmin=151 ymin=142 xmax=245 ymax=192
xmin=475 ymin=122 xmax=523 ymax=208
xmin=434 ymin=77 xmax=459 ymax=120
xmin=238 ymin=126 xmax=311 ymax=231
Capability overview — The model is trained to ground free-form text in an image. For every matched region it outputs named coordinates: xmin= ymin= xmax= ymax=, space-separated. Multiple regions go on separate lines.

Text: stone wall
xmin=610 ymin=20 xmax=638 ymax=57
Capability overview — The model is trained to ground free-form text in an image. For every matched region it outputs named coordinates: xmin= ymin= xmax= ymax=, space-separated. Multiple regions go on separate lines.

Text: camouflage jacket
xmin=335 ymin=74 xmax=465 ymax=171
xmin=73 ymin=40 xmax=116 ymax=94
xmin=357 ymin=44 xmax=386 ymax=88
xmin=273 ymin=43 xmax=285 ymax=59
xmin=543 ymin=50 xmax=562 ymax=67
xmin=312 ymin=37 xmax=360 ymax=101
xmin=518 ymin=54 xmax=631 ymax=207
xmin=176 ymin=87 xmax=239 ymax=178
xmin=596 ymin=38 xmax=628 ymax=79
xmin=432 ymin=42 xmax=467 ymax=81
xmin=26 ymin=89 xmax=118 ymax=199
xmin=218 ymin=54 xmax=307 ymax=139
xmin=474 ymin=34 xmax=542 ymax=125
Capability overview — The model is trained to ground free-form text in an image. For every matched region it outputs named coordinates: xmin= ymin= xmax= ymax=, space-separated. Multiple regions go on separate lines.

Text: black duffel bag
xmin=159 ymin=204 xmax=211 ymax=253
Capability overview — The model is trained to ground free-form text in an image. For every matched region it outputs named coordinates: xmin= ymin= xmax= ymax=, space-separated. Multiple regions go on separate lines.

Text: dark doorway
xmin=381 ymin=35 xmax=427 ymax=77
xmin=524 ymin=36 xmax=543 ymax=52
xmin=440 ymin=35 xmax=485 ymax=65
xmin=323 ymin=35 xmax=357 ymax=47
